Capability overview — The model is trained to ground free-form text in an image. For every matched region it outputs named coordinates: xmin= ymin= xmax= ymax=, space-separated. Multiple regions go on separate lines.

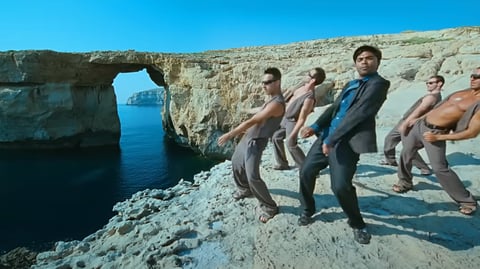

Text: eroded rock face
xmin=0 ymin=247 xmax=37 ymax=269
xmin=0 ymin=82 xmax=120 ymax=148
xmin=0 ymin=51 xmax=160 ymax=148
xmin=1 ymin=27 xmax=480 ymax=156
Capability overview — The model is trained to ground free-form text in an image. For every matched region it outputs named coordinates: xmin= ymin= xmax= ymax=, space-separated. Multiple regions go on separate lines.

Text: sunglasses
xmin=261 ymin=79 xmax=278 ymax=85
xmin=426 ymin=81 xmax=438 ymax=85
xmin=471 ymin=74 xmax=480 ymax=80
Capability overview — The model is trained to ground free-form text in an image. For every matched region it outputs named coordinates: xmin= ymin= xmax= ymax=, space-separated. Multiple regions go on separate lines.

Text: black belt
xmin=423 ymin=118 xmax=450 ymax=131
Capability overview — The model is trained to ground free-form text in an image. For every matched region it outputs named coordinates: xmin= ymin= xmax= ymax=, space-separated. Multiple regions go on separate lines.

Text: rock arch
xmin=0 ymin=50 xmax=168 ymax=149
xmin=1 ymin=27 xmax=480 ymax=158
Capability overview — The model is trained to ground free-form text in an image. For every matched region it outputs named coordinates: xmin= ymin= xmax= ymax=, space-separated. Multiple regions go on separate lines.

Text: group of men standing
xmin=217 ymin=45 xmax=480 ymax=244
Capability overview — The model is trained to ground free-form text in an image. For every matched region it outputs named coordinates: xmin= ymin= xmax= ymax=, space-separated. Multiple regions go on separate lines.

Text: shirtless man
xmin=394 ymin=68 xmax=480 ymax=215
xmin=272 ymin=67 xmax=326 ymax=170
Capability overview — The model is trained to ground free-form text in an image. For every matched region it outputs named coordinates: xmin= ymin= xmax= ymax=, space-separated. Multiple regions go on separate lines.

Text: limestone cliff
xmin=1 ymin=27 xmax=479 ymax=155
xmin=126 ymin=88 xmax=163 ymax=106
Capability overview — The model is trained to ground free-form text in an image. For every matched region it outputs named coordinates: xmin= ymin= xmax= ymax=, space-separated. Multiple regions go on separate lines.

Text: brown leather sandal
xmin=256 ymin=206 xmax=278 ymax=224
xmin=392 ymin=184 xmax=412 ymax=193
xmin=232 ymin=190 xmax=252 ymax=200
xmin=459 ymin=204 xmax=477 ymax=215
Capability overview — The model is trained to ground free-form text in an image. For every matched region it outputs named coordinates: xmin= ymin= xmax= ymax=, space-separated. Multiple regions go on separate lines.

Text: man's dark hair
xmin=430 ymin=75 xmax=445 ymax=85
xmin=264 ymin=67 xmax=282 ymax=80
xmin=353 ymin=45 xmax=382 ymax=64
xmin=312 ymin=67 xmax=326 ymax=86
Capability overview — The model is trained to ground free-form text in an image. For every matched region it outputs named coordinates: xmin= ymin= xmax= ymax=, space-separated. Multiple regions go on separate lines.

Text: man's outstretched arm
xmin=217 ymin=101 xmax=284 ymax=146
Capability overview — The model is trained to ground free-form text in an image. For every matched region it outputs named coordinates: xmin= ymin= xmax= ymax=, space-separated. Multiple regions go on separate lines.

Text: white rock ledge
xmin=31 ymin=126 xmax=480 ymax=268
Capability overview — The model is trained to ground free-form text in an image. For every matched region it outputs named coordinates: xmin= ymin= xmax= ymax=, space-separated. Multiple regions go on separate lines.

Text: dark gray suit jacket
xmin=314 ymin=73 xmax=390 ymax=154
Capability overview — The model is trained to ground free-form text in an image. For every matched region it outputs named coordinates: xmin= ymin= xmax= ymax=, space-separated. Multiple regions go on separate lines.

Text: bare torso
xmin=286 ymin=86 xmax=311 ymax=109
xmin=426 ymin=89 xmax=480 ymax=127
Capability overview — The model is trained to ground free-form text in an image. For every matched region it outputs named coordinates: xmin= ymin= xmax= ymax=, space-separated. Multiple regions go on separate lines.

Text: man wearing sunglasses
xmin=297 ymin=45 xmax=390 ymax=244
xmin=272 ymin=67 xmax=326 ymax=170
xmin=218 ymin=67 xmax=285 ymax=223
xmin=394 ymin=68 xmax=480 ymax=215
xmin=380 ymin=75 xmax=444 ymax=175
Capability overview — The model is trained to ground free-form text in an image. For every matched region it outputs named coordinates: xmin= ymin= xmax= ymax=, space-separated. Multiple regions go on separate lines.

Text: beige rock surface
xmin=31 ymin=142 xmax=480 ymax=268
xmin=32 ymin=91 xmax=480 ymax=268
xmin=3 ymin=27 xmax=480 ymax=268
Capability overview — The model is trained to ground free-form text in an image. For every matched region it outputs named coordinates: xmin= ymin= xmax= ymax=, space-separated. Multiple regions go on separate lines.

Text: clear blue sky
xmin=1 ymin=0 xmax=477 ymax=103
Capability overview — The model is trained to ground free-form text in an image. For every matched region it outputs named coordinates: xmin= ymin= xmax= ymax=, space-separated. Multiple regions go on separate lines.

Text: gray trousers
xmin=231 ymin=137 xmax=278 ymax=214
xmin=384 ymin=124 xmax=430 ymax=170
xmin=272 ymin=120 xmax=306 ymax=168
xmin=397 ymin=119 xmax=476 ymax=205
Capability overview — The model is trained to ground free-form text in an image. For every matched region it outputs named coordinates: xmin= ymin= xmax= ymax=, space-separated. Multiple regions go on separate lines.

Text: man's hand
xmin=398 ymin=121 xmax=411 ymax=136
xmin=423 ymin=131 xmax=439 ymax=142
xmin=300 ymin=126 xmax=314 ymax=138
xmin=286 ymin=133 xmax=297 ymax=147
xmin=322 ymin=143 xmax=331 ymax=156
xmin=217 ymin=133 xmax=231 ymax=146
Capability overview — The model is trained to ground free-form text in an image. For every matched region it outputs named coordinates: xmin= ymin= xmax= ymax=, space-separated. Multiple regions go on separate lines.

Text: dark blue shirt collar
xmin=358 ymin=72 xmax=378 ymax=82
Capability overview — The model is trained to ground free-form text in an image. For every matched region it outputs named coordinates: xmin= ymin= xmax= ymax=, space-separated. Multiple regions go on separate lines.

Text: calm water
xmin=0 ymin=105 xmax=217 ymax=253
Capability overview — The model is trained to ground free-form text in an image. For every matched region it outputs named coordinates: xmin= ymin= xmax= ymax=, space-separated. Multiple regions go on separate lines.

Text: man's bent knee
xmin=331 ymin=182 xmax=352 ymax=197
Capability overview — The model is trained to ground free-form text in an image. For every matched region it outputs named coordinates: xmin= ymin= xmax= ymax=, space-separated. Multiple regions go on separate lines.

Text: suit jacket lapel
xmin=347 ymin=79 xmax=366 ymax=110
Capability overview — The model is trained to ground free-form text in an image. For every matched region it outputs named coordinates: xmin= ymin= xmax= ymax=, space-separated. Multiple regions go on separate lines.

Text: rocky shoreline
xmin=5 ymin=110 xmax=478 ymax=268
xmin=2 ymin=26 xmax=480 ymax=268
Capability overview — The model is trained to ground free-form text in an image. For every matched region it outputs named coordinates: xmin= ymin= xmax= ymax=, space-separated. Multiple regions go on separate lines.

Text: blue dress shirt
xmin=310 ymin=73 xmax=377 ymax=145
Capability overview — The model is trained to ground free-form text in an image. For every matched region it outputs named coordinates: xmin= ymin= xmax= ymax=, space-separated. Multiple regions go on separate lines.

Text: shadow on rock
xmin=367 ymin=214 xmax=479 ymax=251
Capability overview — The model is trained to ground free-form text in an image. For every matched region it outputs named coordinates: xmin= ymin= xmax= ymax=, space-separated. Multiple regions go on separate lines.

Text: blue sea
xmin=0 ymin=105 xmax=217 ymax=253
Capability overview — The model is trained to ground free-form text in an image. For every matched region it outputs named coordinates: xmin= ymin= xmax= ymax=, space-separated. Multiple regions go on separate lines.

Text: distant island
xmin=126 ymin=88 xmax=164 ymax=106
